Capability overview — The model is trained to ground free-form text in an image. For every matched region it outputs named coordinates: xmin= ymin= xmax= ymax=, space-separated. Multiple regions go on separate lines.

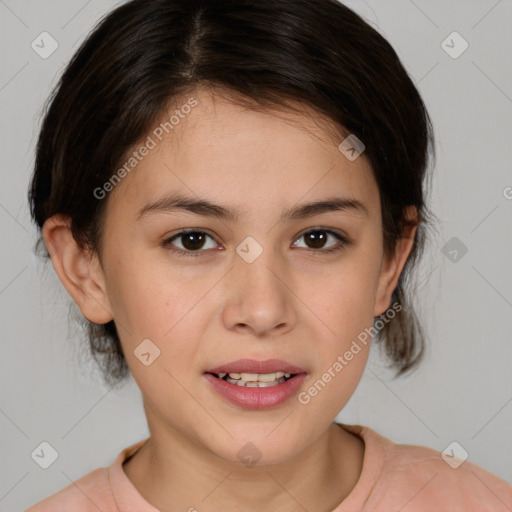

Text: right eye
xmin=162 ymin=229 xmax=219 ymax=258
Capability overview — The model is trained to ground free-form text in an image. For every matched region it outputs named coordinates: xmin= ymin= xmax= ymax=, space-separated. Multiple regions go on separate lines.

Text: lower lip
xmin=204 ymin=373 xmax=307 ymax=410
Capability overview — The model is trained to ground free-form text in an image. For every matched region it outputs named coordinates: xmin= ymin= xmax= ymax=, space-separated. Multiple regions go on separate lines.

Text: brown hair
xmin=28 ymin=0 xmax=436 ymax=387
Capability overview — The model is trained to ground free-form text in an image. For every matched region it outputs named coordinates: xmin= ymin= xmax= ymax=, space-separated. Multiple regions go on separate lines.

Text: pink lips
xmin=204 ymin=359 xmax=308 ymax=410
xmin=206 ymin=358 xmax=306 ymax=375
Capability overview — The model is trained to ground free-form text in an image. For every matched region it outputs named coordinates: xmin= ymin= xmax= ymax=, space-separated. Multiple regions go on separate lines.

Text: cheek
xmin=312 ymin=253 xmax=382 ymax=337
xmin=299 ymin=267 xmax=377 ymax=416
xmin=301 ymin=246 xmax=381 ymax=402
xmin=108 ymin=261 xmax=207 ymax=397
xmin=106 ymin=257 xmax=226 ymax=379
xmin=103 ymin=256 xmax=196 ymax=343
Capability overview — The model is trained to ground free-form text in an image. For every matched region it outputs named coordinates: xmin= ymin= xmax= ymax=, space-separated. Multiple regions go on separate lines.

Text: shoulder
xmin=25 ymin=439 xmax=149 ymax=512
xmin=339 ymin=424 xmax=512 ymax=511
xmin=25 ymin=467 xmax=116 ymax=511
xmin=367 ymin=427 xmax=512 ymax=511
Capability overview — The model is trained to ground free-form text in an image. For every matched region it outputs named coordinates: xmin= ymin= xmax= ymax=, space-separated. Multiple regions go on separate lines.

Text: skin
xmin=43 ymin=87 xmax=417 ymax=512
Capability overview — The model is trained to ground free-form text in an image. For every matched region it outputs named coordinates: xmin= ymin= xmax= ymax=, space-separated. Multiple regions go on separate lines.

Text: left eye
xmin=163 ymin=228 xmax=349 ymax=257
xmin=292 ymin=229 xmax=347 ymax=252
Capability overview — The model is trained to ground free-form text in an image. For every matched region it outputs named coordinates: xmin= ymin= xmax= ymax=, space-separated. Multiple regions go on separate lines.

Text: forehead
xmin=105 ymin=89 xmax=379 ymax=220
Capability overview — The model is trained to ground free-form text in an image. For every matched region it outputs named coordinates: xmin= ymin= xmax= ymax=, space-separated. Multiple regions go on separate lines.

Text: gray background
xmin=0 ymin=0 xmax=511 ymax=510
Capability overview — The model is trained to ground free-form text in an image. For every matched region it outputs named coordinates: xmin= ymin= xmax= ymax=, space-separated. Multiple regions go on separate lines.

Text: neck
xmin=123 ymin=421 xmax=364 ymax=512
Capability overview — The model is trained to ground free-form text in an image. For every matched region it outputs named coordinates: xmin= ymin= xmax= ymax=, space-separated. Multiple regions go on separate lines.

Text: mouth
xmin=205 ymin=358 xmax=307 ymax=387
xmin=207 ymin=371 xmax=298 ymax=388
xmin=203 ymin=359 xmax=307 ymax=410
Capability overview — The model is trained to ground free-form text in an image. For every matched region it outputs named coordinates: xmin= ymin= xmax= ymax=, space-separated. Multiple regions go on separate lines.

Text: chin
xmin=206 ymin=428 xmax=304 ymax=468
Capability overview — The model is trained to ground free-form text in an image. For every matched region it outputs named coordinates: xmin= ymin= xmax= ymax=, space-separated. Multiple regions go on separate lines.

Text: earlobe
xmin=373 ymin=206 xmax=418 ymax=317
xmin=42 ymin=214 xmax=114 ymax=324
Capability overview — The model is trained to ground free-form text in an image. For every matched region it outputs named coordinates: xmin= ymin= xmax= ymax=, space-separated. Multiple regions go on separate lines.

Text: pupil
xmin=306 ymin=231 xmax=326 ymax=249
xmin=182 ymin=232 xmax=205 ymax=251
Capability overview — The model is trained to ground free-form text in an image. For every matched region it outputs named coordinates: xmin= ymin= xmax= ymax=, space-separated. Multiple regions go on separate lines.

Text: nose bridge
xmin=238 ymin=243 xmax=282 ymax=296
xmin=223 ymin=236 xmax=296 ymax=335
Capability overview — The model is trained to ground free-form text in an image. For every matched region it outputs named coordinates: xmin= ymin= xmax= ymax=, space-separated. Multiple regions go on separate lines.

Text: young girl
xmin=26 ymin=0 xmax=512 ymax=510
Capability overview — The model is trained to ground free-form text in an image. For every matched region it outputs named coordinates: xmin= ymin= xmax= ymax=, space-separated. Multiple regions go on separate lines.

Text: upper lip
xmin=206 ymin=359 xmax=306 ymax=375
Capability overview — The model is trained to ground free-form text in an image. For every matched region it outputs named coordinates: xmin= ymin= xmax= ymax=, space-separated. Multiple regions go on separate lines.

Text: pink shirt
xmin=26 ymin=423 xmax=512 ymax=511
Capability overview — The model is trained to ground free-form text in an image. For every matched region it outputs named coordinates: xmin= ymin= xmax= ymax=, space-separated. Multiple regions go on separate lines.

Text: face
xmin=46 ymin=88 xmax=412 ymax=465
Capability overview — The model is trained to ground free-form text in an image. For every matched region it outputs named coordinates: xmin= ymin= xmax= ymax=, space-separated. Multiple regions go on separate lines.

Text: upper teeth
xmin=218 ymin=371 xmax=291 ymax=382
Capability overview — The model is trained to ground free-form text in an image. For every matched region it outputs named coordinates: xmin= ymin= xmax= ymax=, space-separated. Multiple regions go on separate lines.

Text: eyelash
xmin=161 ymin=228 xmax=351 ymax=258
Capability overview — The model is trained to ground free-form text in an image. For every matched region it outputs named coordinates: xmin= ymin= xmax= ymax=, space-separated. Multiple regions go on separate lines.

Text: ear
xmin=42 ymin=214 xmax=114 ymax=324
xmin=373 ymin=206 xmax=418 ymax=317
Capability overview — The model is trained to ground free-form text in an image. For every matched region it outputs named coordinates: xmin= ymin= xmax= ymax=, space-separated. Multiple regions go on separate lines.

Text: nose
xmin=221 ymin=246 xmax=297 ymax=338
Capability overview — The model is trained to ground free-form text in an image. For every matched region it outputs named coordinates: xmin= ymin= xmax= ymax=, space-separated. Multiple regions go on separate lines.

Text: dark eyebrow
xmin=136 ymin=193 xmax=368 ymax=222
